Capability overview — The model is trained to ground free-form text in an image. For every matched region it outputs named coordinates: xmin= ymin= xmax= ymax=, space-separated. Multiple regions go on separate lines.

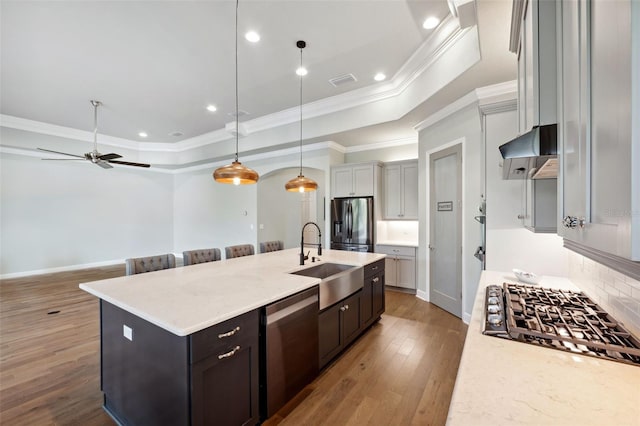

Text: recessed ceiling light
xmin=138 ymin=132 xmax=148 ymax=138
xmin=296 ymin=67 xmax=308 ymax=76
xmin=206 ymin=104 xmax=217 ymax=112
xmin=374 ymin=73 xmax=386 ymax=82
xmin=423 ymin=16 xmax=440 ymax=29
xmin=245 ymin=31 xmax=260 ymax=43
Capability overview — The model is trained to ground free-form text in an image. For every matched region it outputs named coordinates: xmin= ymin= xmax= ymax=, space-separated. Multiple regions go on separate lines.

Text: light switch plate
xmin=123 ymin=324 xmax=133 ymax=341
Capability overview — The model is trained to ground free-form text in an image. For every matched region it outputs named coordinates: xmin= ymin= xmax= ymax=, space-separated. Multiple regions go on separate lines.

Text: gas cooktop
xmin=482 ymin=283 xmax=640 ymax=366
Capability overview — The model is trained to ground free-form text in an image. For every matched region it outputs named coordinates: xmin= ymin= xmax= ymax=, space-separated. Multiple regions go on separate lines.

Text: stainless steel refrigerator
xmin=330 ymin=197 xmax=374 ymax=252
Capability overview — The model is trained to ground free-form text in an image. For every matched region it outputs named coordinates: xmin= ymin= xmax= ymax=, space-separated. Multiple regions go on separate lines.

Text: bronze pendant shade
xmin=285 ymin=40 xmax=317 ymax=193
xmin=213 ymin=0 xmax=258 ymax=185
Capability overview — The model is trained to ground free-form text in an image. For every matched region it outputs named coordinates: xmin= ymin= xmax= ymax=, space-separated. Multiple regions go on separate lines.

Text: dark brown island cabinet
xmin=319 ymin=259 xmax=385 ymax=369
xmin=99 ymin=260 xmax=384 ymax=425
xmin=101 ymin=302 xmax=260 ymax=426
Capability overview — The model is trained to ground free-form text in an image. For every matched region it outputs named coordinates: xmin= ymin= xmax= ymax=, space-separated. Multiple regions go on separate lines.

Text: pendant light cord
xmin=234 ymin=0 xmax=239 ymax=163
xmin=299 ymin=46 xmax=303 ymax=176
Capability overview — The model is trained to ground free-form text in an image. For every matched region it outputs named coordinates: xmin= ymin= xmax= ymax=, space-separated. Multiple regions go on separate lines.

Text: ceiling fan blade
xmin=37 ymin=148 xmax=85 ymax=158
xmin=98 ymin=153 xmax=122 ymax=161
xmin=108 ymin=160 xmax=151 ymax=168
xmin=41 ymin=158 xmax=85 ymax=161
xmin=96 ymin=160 xmax=114 ymax=169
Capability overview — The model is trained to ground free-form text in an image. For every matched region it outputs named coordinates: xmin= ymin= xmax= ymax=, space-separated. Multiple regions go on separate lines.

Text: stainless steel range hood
xmin=499 ymin=124 xmax=557 ymax=179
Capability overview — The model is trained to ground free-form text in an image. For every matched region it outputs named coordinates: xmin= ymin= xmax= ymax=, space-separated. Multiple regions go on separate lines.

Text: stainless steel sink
xmin=290 ymin=262 xmax=355 ymax=279
xmin=291 ymin=263 xmax=363 ymax=310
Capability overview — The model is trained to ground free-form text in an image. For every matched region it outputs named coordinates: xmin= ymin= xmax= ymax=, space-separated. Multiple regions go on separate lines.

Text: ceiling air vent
xmin=329 ymin=73 xmax=357 ymax=87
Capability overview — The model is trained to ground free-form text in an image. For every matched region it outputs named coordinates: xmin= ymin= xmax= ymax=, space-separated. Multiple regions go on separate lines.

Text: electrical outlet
xmin=123 ymin=325 xmax=133 ymax=341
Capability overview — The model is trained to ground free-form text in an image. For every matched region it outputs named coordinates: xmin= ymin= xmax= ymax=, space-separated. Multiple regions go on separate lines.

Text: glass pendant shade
xmin=213 ymin=161 xmax=259 ymax=185
xmin=285 ymin=174 xmax=318 ymax=192
xmin=286 ymin=40 xmax=317 ymax=193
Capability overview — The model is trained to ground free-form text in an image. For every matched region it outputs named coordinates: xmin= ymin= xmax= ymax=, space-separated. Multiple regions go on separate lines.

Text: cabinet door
xmin=352 ymin=164 xmax=374 ymax=196
xmin=384 ymin=257 xmax=397 ymax=287
xmin=384 ymin=164 xmax=402 ymax=218
xmin=341 ymin=291 xmax=362 ymax=346
xmin=401 ymin=163 xmax=419 ymax=219
xmin=360 ymin=276 xmax=373 ymax=327
xmin=191 ymin=344 xmax=259 ymax=426
xmin=524 ymin=0 xmax=535 ymax=131
xmin=319 ymin=304 xmax=342 ymax=368
xmin=559 ymin=0 xmax=587 ymax=233
xmin=332 ymin=167 xmax=353 ymax=198
xmin=372 ymin=271 xmax=385 ymax=318
xmin=396 ymin=257 xmax=416 ymax=290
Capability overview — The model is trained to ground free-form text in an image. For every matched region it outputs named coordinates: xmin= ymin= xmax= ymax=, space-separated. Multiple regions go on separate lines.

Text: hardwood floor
xmin=0 ymin=269 xmax=467 ymax=425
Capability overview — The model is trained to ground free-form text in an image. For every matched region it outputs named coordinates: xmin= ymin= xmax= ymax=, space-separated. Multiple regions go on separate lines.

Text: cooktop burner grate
xmin=483 ymin=283 xmax=640 ymax=366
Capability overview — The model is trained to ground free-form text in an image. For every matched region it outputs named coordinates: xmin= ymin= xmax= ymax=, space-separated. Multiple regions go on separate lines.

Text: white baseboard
xmin=416 ymin=289 xmax=429 ymax=301
xmin=462 ymin=312 xmax=471 ymax=324
xmin=1 ymin=259 xmax=124 ymax=279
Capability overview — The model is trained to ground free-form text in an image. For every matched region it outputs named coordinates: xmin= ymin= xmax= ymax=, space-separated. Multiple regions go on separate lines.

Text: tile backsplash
xmin=568 ymin=251 xmax=640 ymax=338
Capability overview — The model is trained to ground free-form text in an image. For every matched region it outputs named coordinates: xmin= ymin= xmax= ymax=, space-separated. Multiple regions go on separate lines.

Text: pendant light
xmin=285 ymin=40 xmax=318 ymax=193
xmin=214 ymin=0 xmax=259 ymax=185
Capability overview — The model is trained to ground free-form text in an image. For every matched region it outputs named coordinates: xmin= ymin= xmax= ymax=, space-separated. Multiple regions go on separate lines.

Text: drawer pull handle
xmin=340 ymin=305 xmax=350 ymax=312
xmin=218 ymin=326 xmax=240 ymax=339
xmin=372 ymin=266 xmax=378 ymax=270
xmin=372 ymin=277 xmax=380 ymax=283
xmin=218 ymin=345 xmax=241 ymax=360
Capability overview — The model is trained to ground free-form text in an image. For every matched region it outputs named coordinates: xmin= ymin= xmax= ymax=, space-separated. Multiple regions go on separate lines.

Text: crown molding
xmin=345 ymin=137 xmax=418 ymax=153
xmin=414 ymin=80 xmax=517 ymax=132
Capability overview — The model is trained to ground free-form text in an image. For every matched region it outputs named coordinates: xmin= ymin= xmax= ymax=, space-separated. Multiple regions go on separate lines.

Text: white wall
xmin=483 ymin=109 xmax=569 ymax=277
xmin=0 ymin=152 xmax=174 ymax=275
xmin=418 ymin=104 xmax=483 ymax=321
xmin=173 ymin=168 xmax=257 ymax=257
xmin=257 ymin=167 xmax=325 ymax=250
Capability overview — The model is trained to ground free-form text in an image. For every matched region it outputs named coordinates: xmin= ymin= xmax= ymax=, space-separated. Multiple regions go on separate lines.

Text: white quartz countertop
xmin=447 ymin=270 xmax=640 ymax=426
xmin=80 ymin=248 xmax=385 ymax=337
xmin=375 ymin=241 xmax=418 ymax=247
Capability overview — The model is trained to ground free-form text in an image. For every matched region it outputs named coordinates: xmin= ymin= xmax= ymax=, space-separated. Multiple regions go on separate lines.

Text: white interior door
xmin=429 ymin=144 xmax=462 ymax=318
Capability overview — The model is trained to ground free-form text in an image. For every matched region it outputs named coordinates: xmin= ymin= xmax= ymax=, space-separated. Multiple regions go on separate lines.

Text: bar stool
xmin=260 ymin=240 xmax=284 ymax=253
xmin=225 ymin=244 xmax=255 ymax=259
xmin=182 ymin=248 xmax=221 ymax=266
xmin=125 ymin=253 xmax=176 ymax=275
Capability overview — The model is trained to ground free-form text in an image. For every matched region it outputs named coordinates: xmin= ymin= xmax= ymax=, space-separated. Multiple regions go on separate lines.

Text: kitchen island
xmin=447 ymin=270 xmax=640 ymax=425
xmin=80 ymin=248 xmax=385 ymax=426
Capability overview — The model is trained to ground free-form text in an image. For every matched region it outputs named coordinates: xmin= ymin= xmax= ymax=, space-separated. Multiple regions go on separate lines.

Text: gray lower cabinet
xmin=101 ymin=301 xmax=259 ymax=426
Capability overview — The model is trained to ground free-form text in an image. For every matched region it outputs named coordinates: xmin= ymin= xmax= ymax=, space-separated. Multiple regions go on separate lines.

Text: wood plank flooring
xmin=0 ymin=268 xmax=467 ymax=425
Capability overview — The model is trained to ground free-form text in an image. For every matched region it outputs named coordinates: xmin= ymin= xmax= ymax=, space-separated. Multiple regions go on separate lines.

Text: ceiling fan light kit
xmin=213 ymin=0 xmax=259 ymax=186
xmin=285 ymin=40 xmax=318 ymax=193
xmin=37 ymin=100 xmax=150 ymax=169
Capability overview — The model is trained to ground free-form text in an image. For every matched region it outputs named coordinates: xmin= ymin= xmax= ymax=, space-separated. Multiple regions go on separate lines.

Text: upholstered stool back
xmin=125 ymin=253 xmax=176 ymax=276
xmin=225 ymin=244 xmax=255 ymax=259
xmin=259 ymin=240 xmax=284 ymax=253
xmin=183 ymin=248 xmax=221 ymax=266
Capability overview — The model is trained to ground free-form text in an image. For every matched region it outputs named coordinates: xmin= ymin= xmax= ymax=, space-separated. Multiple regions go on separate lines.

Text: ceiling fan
xmin=38 ymin=100 xmax=150 ymax=169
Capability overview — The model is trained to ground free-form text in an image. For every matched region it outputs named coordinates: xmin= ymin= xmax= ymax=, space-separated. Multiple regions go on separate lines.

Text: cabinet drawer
xmin=364 ymin=259 xmax=384 ymax=278
xmin=190 ymin=309 xmax=259 ymax=364
xmin=375 ymin=245 xmax=415 ymax=257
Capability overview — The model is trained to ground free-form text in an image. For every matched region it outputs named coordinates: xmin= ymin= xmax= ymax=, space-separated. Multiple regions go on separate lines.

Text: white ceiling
xmin=1 ymin=0 xmax=455 ymax=145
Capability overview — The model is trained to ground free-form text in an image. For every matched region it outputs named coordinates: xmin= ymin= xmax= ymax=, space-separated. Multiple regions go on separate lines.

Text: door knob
xmin=428 ymin=244 xmax=435 ymax=251
xmin=563 ymin=216 xmax=585 ymax=229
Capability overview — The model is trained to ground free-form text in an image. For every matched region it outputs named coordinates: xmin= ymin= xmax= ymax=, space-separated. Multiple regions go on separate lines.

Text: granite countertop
xmin=446 ymin=270 xmax=640 ymax=425
xmin=80 ymin=248 xmax=385 ymax=337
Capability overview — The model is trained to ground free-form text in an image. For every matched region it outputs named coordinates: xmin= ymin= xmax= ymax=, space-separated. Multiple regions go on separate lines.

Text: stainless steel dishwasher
xmin=261 ymin=286 xmax=319 ymax=420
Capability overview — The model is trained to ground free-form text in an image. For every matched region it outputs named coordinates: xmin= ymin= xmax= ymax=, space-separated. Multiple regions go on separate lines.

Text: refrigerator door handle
xmin=346 ymin=201 xmax=352 ymax=241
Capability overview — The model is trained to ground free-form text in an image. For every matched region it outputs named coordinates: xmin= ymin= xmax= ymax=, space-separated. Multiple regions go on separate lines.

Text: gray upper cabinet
xmin=331 ymin=163 xmax=380 ymax=198
xmin=558 ymin=0 xmax=640 ymax=261
xmin=383 ymin=160 xmax=418 ymax=220
xmin=513 ymin=0 xmax=557 ymax=134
